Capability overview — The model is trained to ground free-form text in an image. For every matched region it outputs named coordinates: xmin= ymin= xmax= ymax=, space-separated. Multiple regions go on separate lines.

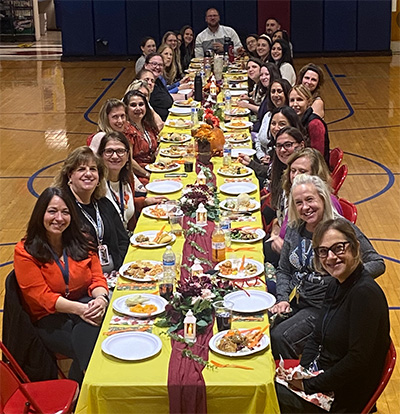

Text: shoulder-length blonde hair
xmin=158 ymin=43 xmax=177 ymax=85
xmin=53 ymin=146 xmax=107 ymax=201
xmin=161 ymin=31 xmax=182 ymax=74
xmin=288 ymin=174 xmax=334 ymax=228
xmin=290 ymin=84 xmax=313 ymax=108
xmin=97 ymin=99 xmax=127 ymax=134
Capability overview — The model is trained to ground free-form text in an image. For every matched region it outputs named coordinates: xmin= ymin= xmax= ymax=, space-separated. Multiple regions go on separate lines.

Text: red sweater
xmin=14 ymin=241 xmax=108 ymax=321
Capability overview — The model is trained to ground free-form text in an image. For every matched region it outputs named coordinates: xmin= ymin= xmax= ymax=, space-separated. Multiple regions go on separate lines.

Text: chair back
xmin=361 ymin=339 xmax=397 ymax=413
xmin=329 ymin=147 xmax=343 ymax=175
xmin=338 ymin=198 xmax=357 ymax=224
xmin=0 ymin=361 xmax=20 ymax=412
xmin=331 ymin=164 xmax=348 ymax=195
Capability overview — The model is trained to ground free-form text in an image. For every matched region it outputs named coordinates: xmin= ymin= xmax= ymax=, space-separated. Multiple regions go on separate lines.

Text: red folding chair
xmin=0 ymin=340 xmax=79 ymax=414
xmin=361 ymin=340 xmax=396 ymax=414
xmin=338 ymin=197 xmax=358 ymax=224
xmin=329 ymin=147 xmax=344 ymax=175
xmin=331 ymin=164 xmax=348 ymax=196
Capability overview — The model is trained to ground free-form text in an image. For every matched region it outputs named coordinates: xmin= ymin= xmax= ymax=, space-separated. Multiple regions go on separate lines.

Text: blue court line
xmin=381 ymin=255 xmax=400 ymax=265
xmin=334 ymin=74 xmax=346 ymax=78
xmin=348 ymin=173 xmax=400 ymax=176
xmin=83 ymin=67 xmax=126 ymax=125
xmin=0 ymin=176 xmax=53 ymax=179
xmin=0 ymin=242 xmax=17 ymax=246
xmin=101 ymin=78 xmax=113 ymax=81
xmin=344 ymin=151 xmax=395 ymax=205
xmin=0 ymin=261 xmax=13 ymax=268
xmin=389 ymin=307 xmax=400 ymax=310
xmin=27 ymin=160 xmax=64 ymax=198
xmin=324 ymin=64 xmax=354 ymax=125
xmin=370 ymin=239 xmax=400 ymax=243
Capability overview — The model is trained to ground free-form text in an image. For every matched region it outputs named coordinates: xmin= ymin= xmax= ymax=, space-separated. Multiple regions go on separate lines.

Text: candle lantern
xmin=184 ymin=309 xmax=197 ymax=341
xmin=197 ymin=170 xmax=206 ymax=185
xmin=191 ymin=258 xmax=204 ymax=277
xmin=195 ymin=203 xmax=207 ymax=227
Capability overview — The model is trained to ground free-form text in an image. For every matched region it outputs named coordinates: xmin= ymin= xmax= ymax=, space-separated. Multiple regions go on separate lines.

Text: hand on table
xmin=145 ymin=196 xmax=169 ymax=206
xmin=179 ymin=83 xmax=192 ymax=90
xmin=270 ymin=301 xmax=291 ymax=315
xmin=212 ymin=42 xmax=224 ymax=53
xmin=238 ymin=99 xmax=250 ymax=109
xmin=237 ymin=154 xmax=251 ymax=166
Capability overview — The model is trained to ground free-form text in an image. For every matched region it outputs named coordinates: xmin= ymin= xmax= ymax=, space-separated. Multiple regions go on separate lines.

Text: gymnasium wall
xmin=58 ymin=0 xmax=392 ymax=58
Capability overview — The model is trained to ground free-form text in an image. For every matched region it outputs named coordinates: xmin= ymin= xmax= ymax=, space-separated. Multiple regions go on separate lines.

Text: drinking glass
xmin=213 ymin=300 xmax=234 ymax=331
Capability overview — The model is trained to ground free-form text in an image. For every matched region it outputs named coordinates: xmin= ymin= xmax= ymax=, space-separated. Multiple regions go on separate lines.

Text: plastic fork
xmin=210 ymin=360 xmax=254 ymax=370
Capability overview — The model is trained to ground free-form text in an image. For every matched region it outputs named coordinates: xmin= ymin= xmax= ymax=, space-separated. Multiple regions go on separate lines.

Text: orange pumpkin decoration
xmin=193 ymin=124 xmax=225 ymax=156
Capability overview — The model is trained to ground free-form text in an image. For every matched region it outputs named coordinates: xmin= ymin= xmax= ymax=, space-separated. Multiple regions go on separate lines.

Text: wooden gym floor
xmin=0 ymin=50 xmax=399 ymax=412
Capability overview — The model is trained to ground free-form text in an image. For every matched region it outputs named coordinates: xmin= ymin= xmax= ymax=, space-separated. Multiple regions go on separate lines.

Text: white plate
xmin=145 ymin=163 xmax=180 ymax=173
xmin=142 ymin=205 xmax=169 ymax=219
xmin=224 ymin=290 xmax=276 ymax=313
xmin=130 ymin=230 xmax=176 ymax=248
xmin=102 ymin=331 xmax=162 ymax=361
xmin=231 ymin=148 xmax=256 ymax=158
xmin=227 ymin=69 xmax=247 ymax=74
xmin=174 ymin=100 xmax=199 ymax=108
xmin=217 ymin=166 xmax=252 ymax=178
xmin=112 ymin=293 xmax=168 ymax=318
xmin=229 ymin=89 xmax=247 ymax=96
xmin=160 ymin=133 xmax=192 ymax=143
xmin=226 ymin=135 xmax=250 ymax=144
xmin=220 ymin=182 xmax=257 ymax=195
xmin=178 ymin=88 xmax=192 ymax=95
xmin=146 ymin=180 xmax=183 ymax=194
xmin=168 ymin=107 xmax=192 ymax=116
xmin=119 ymin=260 xmax=163 ymax=282
xmin=215 ymin=258 xmax=264 ymax=280
xmin=230 ymin=228 xmax=266 ymax=243
xmin=165 ymin=119 xmax=192 ymax=129
xmin=209 ymin=329 xmax=269 ymax=357
xmin=220 ymin=199 xmax=260 ymax=213
xmin=226 ymin=121 xmax=253 ymax=129
xmin=225 ymin=108 xmax=251 ymax=116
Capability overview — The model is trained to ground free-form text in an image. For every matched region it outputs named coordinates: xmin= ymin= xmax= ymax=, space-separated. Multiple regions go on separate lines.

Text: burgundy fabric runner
xmin=167 ymin=322 xmax=214 ymax=414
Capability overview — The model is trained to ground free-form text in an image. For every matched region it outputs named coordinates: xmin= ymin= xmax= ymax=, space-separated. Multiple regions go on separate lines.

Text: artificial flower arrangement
xmin=155 ymin=274 xmax=234 ymax=333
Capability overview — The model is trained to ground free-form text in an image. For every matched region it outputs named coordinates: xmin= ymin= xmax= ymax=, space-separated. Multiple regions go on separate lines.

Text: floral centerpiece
xmin=155 ymin=275 xmax=235 ymax=333
xmin=179 ymin=181 xmax=220 ymax=221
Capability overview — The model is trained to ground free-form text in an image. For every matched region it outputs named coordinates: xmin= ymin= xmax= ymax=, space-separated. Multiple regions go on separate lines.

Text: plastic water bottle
xmin=191 ymin=107 xmax=199 ymax=127
xmin=224 ymin=89 xmax=232 ymax=114
xmin=223 ymin=141 xmax=232 ymax=166
xmin=162 ymin=245 xmax=176 ymax=278
xmin=220 ymin=216 xmax=232 ymax=248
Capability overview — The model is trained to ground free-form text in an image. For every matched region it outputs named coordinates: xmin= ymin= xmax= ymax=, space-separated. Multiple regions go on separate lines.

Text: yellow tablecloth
xmin=75 ymin=115 xmax=280 ymax=414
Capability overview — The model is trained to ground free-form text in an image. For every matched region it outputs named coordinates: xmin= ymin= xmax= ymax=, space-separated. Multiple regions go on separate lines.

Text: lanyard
xmin=76 ymin=201 xmax=104 ymax=244
xmin=132 ymin=121 xmax=152 ymax=149
xmin=51 ymin=249 xmax=70 ymax=297
xmin=107 ymin=180 xmax=125 ymax=220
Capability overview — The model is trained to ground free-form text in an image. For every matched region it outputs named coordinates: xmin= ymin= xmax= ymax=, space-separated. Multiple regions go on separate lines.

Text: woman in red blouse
xmin=14 ymin=187 xmax=109 ymax=384
xmin=123 ymin=90 xmax=159 ymax=174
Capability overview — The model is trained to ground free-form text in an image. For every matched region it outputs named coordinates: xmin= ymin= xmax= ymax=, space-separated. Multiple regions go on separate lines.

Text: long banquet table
xmin=75 ymin=99 xmax=280 ymax=414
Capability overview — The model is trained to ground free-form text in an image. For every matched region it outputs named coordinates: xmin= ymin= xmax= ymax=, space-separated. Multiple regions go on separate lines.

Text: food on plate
xmin=216 ymin=328 xmax=267 ymax=353
xmin=225 ymin=132 xmax=249 ymax=141
xmin=223 ymin=196 xmax=257 ymax=211
xmin=231 ymin=228 xmax=259 ymax=241
xmin=218 ymin=165 xmax=249 ymax=176
xmin=129 ymin=303 xmax=158 ymax=314
xmin=160 ymin=145 xmax=190 ymax=158
xmin=161 ymin=132 xmax=189 ymax=142
xmin=178 ymin=97 xmax=194 ymax=106
xmin=225 ymin=107 xmax=248 ymax=115
xmin=148 ymin=161 xmax=179 ymax=171
xmin=168 ymin=118 xmax=191 ymax=128
xmin=123 ymin=261 xmax=163 ymax=278
xmin=125 ymin=295 xmax=149 ymax=307
xmin=229 ymin=121 xmax=247 ymax=128
xmin=219 ymin=260 xmax=258 ymax=276
xmin=148 ymin=205 xmax=168 ymax=218
xmin=134 ymin=231 xmax=173 ymax=245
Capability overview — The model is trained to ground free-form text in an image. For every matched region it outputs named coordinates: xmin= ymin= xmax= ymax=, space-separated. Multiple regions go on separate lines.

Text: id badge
xmin=289 ymin=285 xmax=297 ymax=303
xmin=98 ymin=244 xmax=111 ymax=266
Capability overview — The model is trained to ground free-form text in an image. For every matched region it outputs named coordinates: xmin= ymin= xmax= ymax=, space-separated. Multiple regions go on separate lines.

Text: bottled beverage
xmin=161 ymin=246 xmax=176 ymax=300
xmin=162 ymin=245 xmax=176 ymax=278
xmin=220 ymin=216 xmax=231 ymax=248
xmin=204 ymin=52 xmax=212 ymax=78
xmin=191 ymin=107 xmax=199 ymax=127
xmin=223 ymin=142 xmax=232 ymax=167
xmin=228 ymin=42 xmax=234 ymax=63
xmin=194 ymin=73 xmax=203 ymax=102
xmin=223 ymin=53 xmax=229 ymax=72
xmin=199 ymin=70 xmax=205 ymax=85
xmin=212 ymin=223 xmax=226 ymax=262
xmin=224 ymin=89 xmax=232 ymax=114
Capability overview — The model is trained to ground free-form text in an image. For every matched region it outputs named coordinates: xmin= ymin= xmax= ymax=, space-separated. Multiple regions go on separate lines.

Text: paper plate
xmin=112 ymin=293 xmax=168 ymax=318
xmin=142 ymin=205 xmax=169 ymax=219
xmin=230 ymin=227 xmax=266 ymax=243
xmin=102 ymin=331 xmax=162 ymax=361
xmin=145 ymin=162 xmax=180 ymax=173
xmin=165 ymin=119 xmax=192 ymax=129
xmin=224 ymin=290 xmax=276 ymax=313
xmin=231 ymin=148 xmax=256 ymax=158
xmin=226 ymin=121 xmax=253 ymax=129
xmin=229 ymin=89 xmax=248 ymax=96
xmin=219 ymin=182 xmax=257 ymax=195
xmin=209 ymin=329 xmax=269 ymax=357
xmin=220 ymin=199 xmax=260 ymax=213
xmin=168 ymin=107 xmax=192 ymax=116
xmin=225 ymin=108 xmax=251 ymax=116
xmin=174 ymin=100 xmax=199 ymax=108
xmin=146 ymin=180 xmax=183 ymax=194
xmin=215 ymin=258 xmax=264 ymax=280
xmin=217 ymin=166 xmax=252 ymax=178
xmin=178 ymin=88 xmax=192 ymax=95
xmin=160 ymin=133 xmax=192 ymax=143
xmin=119 ymin=260 xmax=163 ymax=282
xmin=130 ymin=230 xmax=176 ymax=248
xmin=226 ymin=134 xmax=250 ymax=144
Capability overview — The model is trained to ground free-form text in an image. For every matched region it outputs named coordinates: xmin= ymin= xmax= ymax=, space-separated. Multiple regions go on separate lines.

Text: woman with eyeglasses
xmin=276 ymin=217 xmax=390 ymax=414
xmin=97 ymin=132 xmax=167 ymax=231
xmin=54 ymin=147 xmax=129 ymax=274
xmin=269 ymin=174 xmax=385 ymax=360
xmin=144 ymin=53 xmax=189 ymax=121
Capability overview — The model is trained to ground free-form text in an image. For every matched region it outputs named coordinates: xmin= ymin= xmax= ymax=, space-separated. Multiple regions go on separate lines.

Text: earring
xmin=68 ymin=179 xmax=72 ymax=185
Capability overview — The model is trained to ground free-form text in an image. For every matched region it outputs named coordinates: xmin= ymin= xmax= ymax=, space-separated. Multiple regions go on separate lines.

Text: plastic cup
xmin=213 ymin=300 xmax=234 ymax=331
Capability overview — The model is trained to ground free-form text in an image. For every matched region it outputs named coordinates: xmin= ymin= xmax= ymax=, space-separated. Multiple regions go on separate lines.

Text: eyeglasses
xmin=149 ymin=62 xmax=163 ymax=68
xmin=275 ymin=141 xmax=295 ymax=150
xmin=314 ymin=241 xmax=350 ymax=258
xmin=103 ymin=148 xmax=128 ymax=157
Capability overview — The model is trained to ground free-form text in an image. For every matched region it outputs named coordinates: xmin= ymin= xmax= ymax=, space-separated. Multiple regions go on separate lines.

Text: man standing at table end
xmin=195 ymin=8 xmax=244 ymax=57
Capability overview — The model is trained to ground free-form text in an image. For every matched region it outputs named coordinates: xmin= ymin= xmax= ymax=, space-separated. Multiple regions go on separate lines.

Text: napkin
xmin=168 ymin=322 xmax=214 ymax=414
